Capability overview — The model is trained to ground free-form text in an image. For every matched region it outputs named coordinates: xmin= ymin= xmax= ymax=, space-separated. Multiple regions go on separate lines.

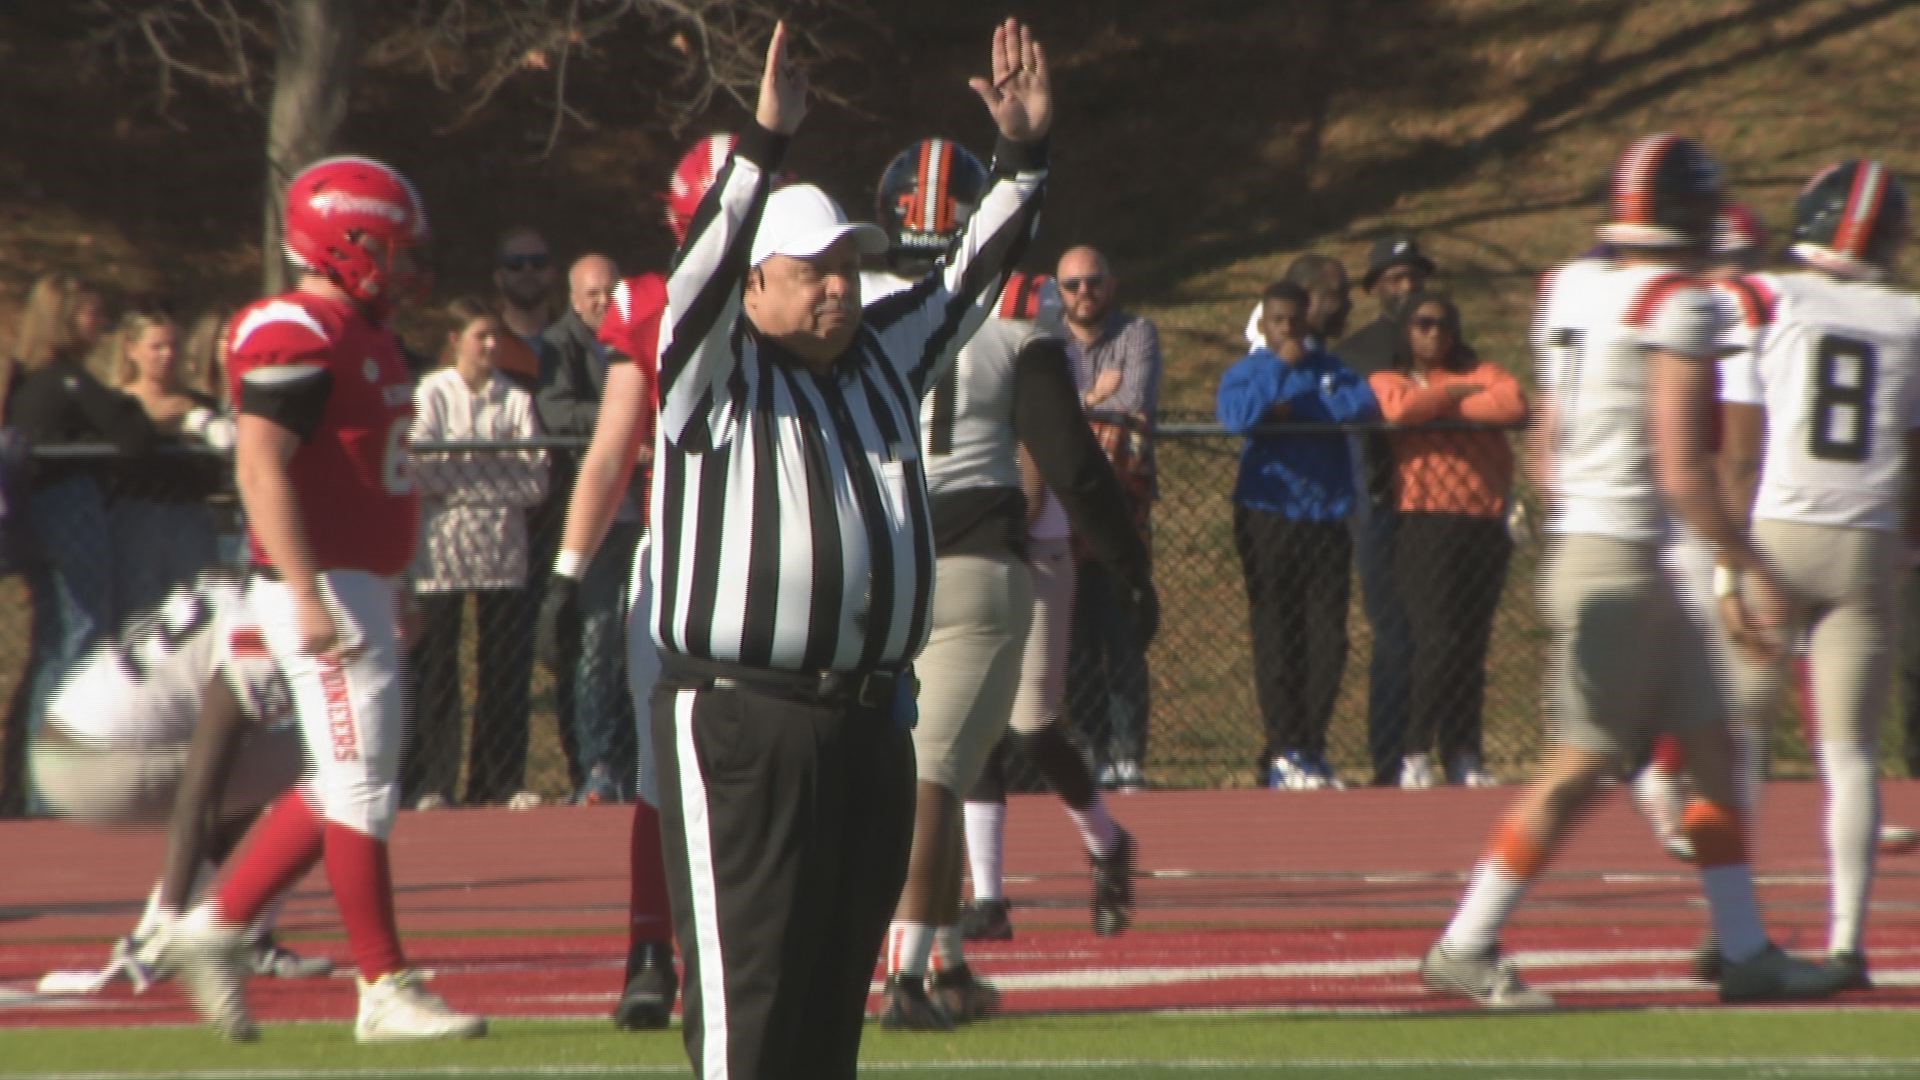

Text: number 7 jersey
xmin=1531 ymin=257 xmax=1730 ymax=543
xmin=1720 ymin=271 xmax=1920 ymax=532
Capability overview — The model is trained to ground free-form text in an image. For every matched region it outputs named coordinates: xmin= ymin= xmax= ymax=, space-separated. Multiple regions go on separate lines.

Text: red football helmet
xmin=283 ymin=156 xmax=431 ymax=314
xmin=664 ymin=133 xmax=738 ymax=246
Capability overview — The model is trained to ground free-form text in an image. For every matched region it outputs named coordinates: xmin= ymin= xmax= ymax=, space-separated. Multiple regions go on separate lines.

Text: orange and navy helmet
xmin=1790 ymin=159 xmax=1911 ymax=280
xmin=1596 ymin=134 xmax=1724 ymax=251
xmin=876 ymin=138 xmax=989 ymax=272
xmin=664 ymin=133 xmax=738 ymax=247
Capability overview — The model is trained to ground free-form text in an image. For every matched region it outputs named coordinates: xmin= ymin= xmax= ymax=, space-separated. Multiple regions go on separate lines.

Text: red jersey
xmin=227 ymin=291 xmax=420 ymax=576
xmin=596 ymin=273 xmax=666 ymax=526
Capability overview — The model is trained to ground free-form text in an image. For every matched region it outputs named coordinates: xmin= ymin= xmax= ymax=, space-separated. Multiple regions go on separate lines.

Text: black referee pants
xmin=652 ymin=666 xmax=915 ymax=1080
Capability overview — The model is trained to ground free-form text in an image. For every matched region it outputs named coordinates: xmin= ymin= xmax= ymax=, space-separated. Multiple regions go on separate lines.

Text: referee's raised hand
xmin=969 ymin=17 xmax=1051 ymax=142
xmin=756 ymin=20 xmax=808 ymax=136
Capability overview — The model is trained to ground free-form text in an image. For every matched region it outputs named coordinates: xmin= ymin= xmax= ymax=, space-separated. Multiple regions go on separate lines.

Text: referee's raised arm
xmin=866 ymin=21 xmax=1053 ymax=398
xmin=653 ymin=27 xmax=804 ymax=449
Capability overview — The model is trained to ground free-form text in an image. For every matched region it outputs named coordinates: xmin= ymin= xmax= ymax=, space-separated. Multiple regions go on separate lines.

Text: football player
xmin=153 ymin=157 xmax=485 ymax=1043
xmin=30 ymin=568 xmax=328 ymax=989
xmin=1421 ymin=134 xmax=1843 ymax=1010
xmin=534 ymin=133 xmax=737 ymax=1031
xmin=1716 ymin=159 xmax=1920 ymax=989
xmin=862 ymin=138 xmax=1155 ymax=1030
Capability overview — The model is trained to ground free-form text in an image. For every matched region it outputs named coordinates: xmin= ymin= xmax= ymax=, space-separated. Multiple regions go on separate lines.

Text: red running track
xmin=5 ymin=781 xmax=1920 ymax=1026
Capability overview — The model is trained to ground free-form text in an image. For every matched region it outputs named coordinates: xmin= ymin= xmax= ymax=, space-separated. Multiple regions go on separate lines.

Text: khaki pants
xmin=1739 ymin=520 xmax=1903 ymax=749
xmin=911 ymin=553 xmax=1034 ymax=792
xmin=1539 ymin=534 xmax=1726 ymax=769
xmin=1008 ymin=538 xmax=1074 ymax=737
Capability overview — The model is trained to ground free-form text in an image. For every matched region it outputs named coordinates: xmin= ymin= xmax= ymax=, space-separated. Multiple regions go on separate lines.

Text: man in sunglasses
xmin=1054 ymin=245 xmax=1160 ymax=794
xmin=489 ymin=226 xmax=558 ymax=393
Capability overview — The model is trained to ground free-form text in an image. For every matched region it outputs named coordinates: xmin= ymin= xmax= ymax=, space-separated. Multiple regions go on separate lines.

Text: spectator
xmin=2 ymin=272 xmax=155 ymax=816
xmin=407 ymin=297 xmax=549 ymax=809
xmin=109 ymin=305 xmax=227 ymax=616
xmin=1217 ymin=280 xmax=1379 ymax=790
xmin=491 ymin=226 xmax=558 ymax=393
xmin=1056 ymin=244 xmax=1159 ymax=792
xmin=537 ymin=253 xmax=637 ymax=805
xmin=177 ymin=307 xmax=235 ymax=409
xmin=1367 ymin=290 xmax=1524 ymax=788
xmin=1335 ymin=235 xmax=1435 ymax=786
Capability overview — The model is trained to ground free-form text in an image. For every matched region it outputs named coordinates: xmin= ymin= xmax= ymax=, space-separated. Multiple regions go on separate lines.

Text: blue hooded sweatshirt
xmin=1215 ymin=345 xmax=1380 ymax=521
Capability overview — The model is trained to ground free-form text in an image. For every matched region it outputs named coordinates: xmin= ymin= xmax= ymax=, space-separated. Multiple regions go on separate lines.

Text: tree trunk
xmin=261 ymin=0 xmax=361 ymax=294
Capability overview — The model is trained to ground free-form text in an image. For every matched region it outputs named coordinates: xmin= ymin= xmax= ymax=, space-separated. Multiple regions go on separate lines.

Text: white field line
xmin=13 ymin=1058 xmax=1920 ymax=1079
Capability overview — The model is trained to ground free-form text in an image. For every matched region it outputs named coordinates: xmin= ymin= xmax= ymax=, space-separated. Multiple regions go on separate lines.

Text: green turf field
xmin=5 ymin=1012 xmax=1920 ymax=1080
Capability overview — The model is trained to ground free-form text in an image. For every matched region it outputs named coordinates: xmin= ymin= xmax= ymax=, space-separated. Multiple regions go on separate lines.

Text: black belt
xmin=659 ymin=653 xmax=910 ymax=710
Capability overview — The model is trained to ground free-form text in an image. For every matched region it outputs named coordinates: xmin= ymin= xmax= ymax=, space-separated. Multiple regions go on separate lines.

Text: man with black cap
xmin=1345 ymin=233 xmax=1457 ymax=787
xmin=643 ymin=18 xmax=1050 ymax=1079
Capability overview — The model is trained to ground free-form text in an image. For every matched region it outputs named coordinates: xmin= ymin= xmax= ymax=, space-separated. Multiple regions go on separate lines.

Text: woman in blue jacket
xmin=1216 ymin=281 xmax=1379 ymax=791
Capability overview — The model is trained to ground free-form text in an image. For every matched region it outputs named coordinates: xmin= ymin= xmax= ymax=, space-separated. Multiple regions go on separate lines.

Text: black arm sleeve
xmin=1012 ymin=337 xmax=1150 ymax=586
xmin=239 ymin=367 xmax=333 ymax=443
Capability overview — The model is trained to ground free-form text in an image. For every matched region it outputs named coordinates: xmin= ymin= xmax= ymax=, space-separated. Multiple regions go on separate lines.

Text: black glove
xmin=1126 ymin=579 xmax=1160 ymax=646
xmin=535 ymin=573 xmax=583 ymax=674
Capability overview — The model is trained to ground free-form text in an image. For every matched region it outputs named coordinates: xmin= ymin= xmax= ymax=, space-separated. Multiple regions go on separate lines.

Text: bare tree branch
xmin=81 ymin=0 xmax=859 ymax=156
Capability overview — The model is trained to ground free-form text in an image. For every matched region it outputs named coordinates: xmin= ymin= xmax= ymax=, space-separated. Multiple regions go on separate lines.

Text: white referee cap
xmin=751 ymin=184 xmax=888 ymax=267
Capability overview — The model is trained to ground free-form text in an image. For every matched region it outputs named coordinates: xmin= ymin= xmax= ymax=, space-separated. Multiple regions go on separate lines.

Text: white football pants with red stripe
xmin=247 ymin=570 xmax=404 ymax=838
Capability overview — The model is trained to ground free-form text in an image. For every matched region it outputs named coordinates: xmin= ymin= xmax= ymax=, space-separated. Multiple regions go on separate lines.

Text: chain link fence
xmin=0 ymin=424 xmax=1911 ymax=816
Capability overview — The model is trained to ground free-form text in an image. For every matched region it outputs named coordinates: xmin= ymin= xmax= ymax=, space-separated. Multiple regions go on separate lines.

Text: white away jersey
xmin=1532 ymin=258 xmax=1730 ymax=543
xmin=864 ymin=269 xmax=1028 ymax=497
xmin=1719 ymin=271 xmax=1920 ymax=532
xmin=47 ymin=570 xmax=292 ymax=749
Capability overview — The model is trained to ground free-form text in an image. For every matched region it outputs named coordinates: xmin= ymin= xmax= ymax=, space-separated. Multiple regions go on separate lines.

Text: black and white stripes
xmin=648 ymin=124 xmax=1046 ymax=672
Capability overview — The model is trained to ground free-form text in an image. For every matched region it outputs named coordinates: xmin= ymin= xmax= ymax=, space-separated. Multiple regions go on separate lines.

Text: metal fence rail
xmin=0 ymin=424 xmax=1899 ymax=815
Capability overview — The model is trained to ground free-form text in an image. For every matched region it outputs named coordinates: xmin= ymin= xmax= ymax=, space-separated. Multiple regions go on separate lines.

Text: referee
xmin=647 ymin=20 xmax=1051 ymax=1080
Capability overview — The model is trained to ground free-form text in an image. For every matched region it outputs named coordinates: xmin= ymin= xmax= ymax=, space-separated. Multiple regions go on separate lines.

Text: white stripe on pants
xmin=673 ymin=689 xmax=730 ymax=1080
xmin=627 ymin=534 xmax=662 ymax=807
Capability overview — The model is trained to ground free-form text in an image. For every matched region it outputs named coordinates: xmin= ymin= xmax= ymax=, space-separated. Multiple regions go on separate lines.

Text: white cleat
xmin=1419 ymin=941 xmax=1555 ymax=1011
xmin=152 ymin=918 xmax=257 ymax=1042
xmin=1399 ymin=753 xmax=1438 ymax=790
xmin=356 ymin=969 xmax=488 ymax=1043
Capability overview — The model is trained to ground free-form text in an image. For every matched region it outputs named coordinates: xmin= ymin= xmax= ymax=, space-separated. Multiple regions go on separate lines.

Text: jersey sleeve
xmin=1635 ymin=282 xmax=1728 ymax=361
xmin=228 ymin=299 xmax=336 ymax=441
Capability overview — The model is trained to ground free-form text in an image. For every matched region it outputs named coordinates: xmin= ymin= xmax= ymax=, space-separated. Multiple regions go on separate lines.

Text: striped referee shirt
xmin=648 ymin=125 xmax=1046 ymax=673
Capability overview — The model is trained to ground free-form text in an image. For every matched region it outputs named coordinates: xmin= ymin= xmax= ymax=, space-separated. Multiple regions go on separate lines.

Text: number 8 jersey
xmin=1720 ymin=272 xmax=1920 ymax=532
xmin=226 ymin=290 xmax=420 ymax=575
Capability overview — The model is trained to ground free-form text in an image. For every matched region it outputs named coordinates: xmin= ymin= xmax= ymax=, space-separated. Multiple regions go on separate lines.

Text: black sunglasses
xmin=501 ymin=252 xmax=551 ymax=272
xmin=1059 ymin=275 xmax=1107 ymax=293
xmin=1411 ymin=316 xmax=1451 ymax=332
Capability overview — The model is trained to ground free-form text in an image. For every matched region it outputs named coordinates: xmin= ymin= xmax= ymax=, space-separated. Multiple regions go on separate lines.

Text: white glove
xmin=182 ymin=407 xmax=236 ymax=451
